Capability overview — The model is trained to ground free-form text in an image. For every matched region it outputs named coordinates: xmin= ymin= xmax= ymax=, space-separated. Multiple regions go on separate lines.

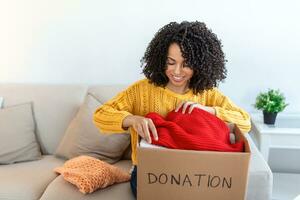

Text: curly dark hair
xmin=141 ymin=21 xmax=227 ymax=94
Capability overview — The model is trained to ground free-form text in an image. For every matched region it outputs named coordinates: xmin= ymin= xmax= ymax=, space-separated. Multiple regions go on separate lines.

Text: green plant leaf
xmin=254 ymin=89 xmax=288 ymax=113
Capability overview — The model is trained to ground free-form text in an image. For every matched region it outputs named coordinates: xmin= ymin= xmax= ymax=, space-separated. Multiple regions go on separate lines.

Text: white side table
xmin=294 ymin=194 xmax=300 ymax=200
xmin=250 ymin=113 xmax=300 ymax=162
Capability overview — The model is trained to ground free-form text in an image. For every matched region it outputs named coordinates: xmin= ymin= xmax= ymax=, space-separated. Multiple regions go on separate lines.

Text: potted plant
xmin=254 ymin=89 xmax=288 ymax=125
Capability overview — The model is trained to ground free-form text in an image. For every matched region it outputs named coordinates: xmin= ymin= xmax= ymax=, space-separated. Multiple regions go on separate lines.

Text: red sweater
xmin=145 ymin=108 xmax=244 ymax=152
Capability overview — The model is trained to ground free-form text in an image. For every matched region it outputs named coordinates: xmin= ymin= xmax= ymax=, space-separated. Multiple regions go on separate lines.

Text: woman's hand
xmin=122 ymin=115 xmax=158 ymax=144
xmin=175 ymin=101 xmax=216 ymax=115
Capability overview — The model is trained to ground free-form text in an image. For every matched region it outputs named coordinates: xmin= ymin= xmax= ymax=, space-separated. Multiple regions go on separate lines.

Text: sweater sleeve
xmin=93 ymin=84 xmax=136 ymax=134
xmin=208 ymin=88 xmax=251 ymax=133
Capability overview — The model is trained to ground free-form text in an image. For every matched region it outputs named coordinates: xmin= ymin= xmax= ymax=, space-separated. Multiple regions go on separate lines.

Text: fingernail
xmin=155 ymin=137 xmax=158 ymax=141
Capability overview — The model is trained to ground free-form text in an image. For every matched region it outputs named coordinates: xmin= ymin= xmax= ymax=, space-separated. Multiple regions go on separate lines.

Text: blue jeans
xmin=130 ymin=166 xmax=137 ymax=198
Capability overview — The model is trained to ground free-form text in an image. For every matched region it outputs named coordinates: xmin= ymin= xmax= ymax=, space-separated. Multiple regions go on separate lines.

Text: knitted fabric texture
xmin=146 ymin=108 xmax=244 ymax=152
xmin=93 ymin=79 xmax=251 ymax=165
xmin=54 ymin=155 xmax=130 ymax=194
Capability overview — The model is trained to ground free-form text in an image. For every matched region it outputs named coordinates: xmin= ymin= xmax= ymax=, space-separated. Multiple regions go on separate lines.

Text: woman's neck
xmin=166 ymin=83 xmax=190 ymax=95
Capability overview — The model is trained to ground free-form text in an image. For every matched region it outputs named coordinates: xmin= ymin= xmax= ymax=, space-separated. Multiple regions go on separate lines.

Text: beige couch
xmin=0 ymin=84 xmax=273 ymax=200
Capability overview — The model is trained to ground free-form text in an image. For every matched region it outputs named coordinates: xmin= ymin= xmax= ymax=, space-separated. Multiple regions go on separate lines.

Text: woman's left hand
xmin=175 ymin=101 xmax=216 ymax=115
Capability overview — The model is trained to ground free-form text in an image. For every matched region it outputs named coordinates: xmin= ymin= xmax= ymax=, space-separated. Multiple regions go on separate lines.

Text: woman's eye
xmin=167 ymin=62 xmax=175 ymax=65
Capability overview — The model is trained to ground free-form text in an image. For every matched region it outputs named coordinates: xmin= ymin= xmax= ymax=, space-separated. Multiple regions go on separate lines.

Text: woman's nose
xmin=174 ymin=65 xmax=182 ymax=74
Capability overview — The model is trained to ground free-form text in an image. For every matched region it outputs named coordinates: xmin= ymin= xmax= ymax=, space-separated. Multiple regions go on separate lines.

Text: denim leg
xmin=130 ymin=166 xmax=137 ymax=198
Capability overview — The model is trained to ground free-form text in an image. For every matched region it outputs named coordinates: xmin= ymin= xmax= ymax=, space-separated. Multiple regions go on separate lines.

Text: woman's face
xmin=165 ymin=43 xmax=194 ymax=93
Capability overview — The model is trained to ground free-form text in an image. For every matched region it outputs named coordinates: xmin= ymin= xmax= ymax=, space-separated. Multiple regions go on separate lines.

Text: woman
xmin=93 ymin=21 xmax=251 ymax=198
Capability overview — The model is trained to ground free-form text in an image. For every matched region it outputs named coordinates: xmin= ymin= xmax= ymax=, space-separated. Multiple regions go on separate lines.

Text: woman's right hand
xmin=122 ymin=115 xmax=158 ymax=144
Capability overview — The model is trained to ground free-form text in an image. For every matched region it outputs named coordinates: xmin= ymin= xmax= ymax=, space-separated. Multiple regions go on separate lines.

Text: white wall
xmin=1 ymin=0 xmax=300 ymax=114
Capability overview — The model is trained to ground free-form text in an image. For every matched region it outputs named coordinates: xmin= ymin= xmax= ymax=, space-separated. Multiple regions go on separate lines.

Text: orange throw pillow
xmin=54 ymin=155 xmax=131 ymax=194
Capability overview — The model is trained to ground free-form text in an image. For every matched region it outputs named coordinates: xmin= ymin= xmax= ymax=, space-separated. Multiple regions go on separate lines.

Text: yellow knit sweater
xmin=93 ymin=79 xmax=251 ymax=165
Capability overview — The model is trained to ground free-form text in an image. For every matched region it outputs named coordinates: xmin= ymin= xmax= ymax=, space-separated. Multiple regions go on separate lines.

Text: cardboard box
xmin=137 ymin=125 xmax=251 ymax=200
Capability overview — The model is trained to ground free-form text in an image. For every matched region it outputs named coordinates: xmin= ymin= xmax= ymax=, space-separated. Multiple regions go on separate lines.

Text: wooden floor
xmin=272 ymin=172 xmax=300 ymax=200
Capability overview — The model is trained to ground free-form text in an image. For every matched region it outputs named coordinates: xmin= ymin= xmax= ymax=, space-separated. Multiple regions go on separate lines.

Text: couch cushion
xmin=122 ymin=145 xmax=132 ymax=160
xmin=0 ymin=84 xmax=89 ymax=154
xmin=55 ymin=94 xmax=130 ymax=164
xmin=0 ymin=102 xmax=41 ymax=164
xmin=0 ymin=155 xmax=64 ymax=200
xmin=40 ymin=160 xmax=134 ymax=200
xmin=87 ymin=85 xmax=128 ymax=104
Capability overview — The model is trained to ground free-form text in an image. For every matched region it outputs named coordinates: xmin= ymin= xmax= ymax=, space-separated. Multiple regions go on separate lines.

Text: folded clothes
xmin=54 ymin=155 xmax=130 ymax=194
xmin=145 ymin=107 xmax=244 ymax=152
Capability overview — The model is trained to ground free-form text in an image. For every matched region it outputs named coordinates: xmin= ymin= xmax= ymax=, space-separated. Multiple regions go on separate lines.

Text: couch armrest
xmin=246 ymin=133 xmax=273 ymax=200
